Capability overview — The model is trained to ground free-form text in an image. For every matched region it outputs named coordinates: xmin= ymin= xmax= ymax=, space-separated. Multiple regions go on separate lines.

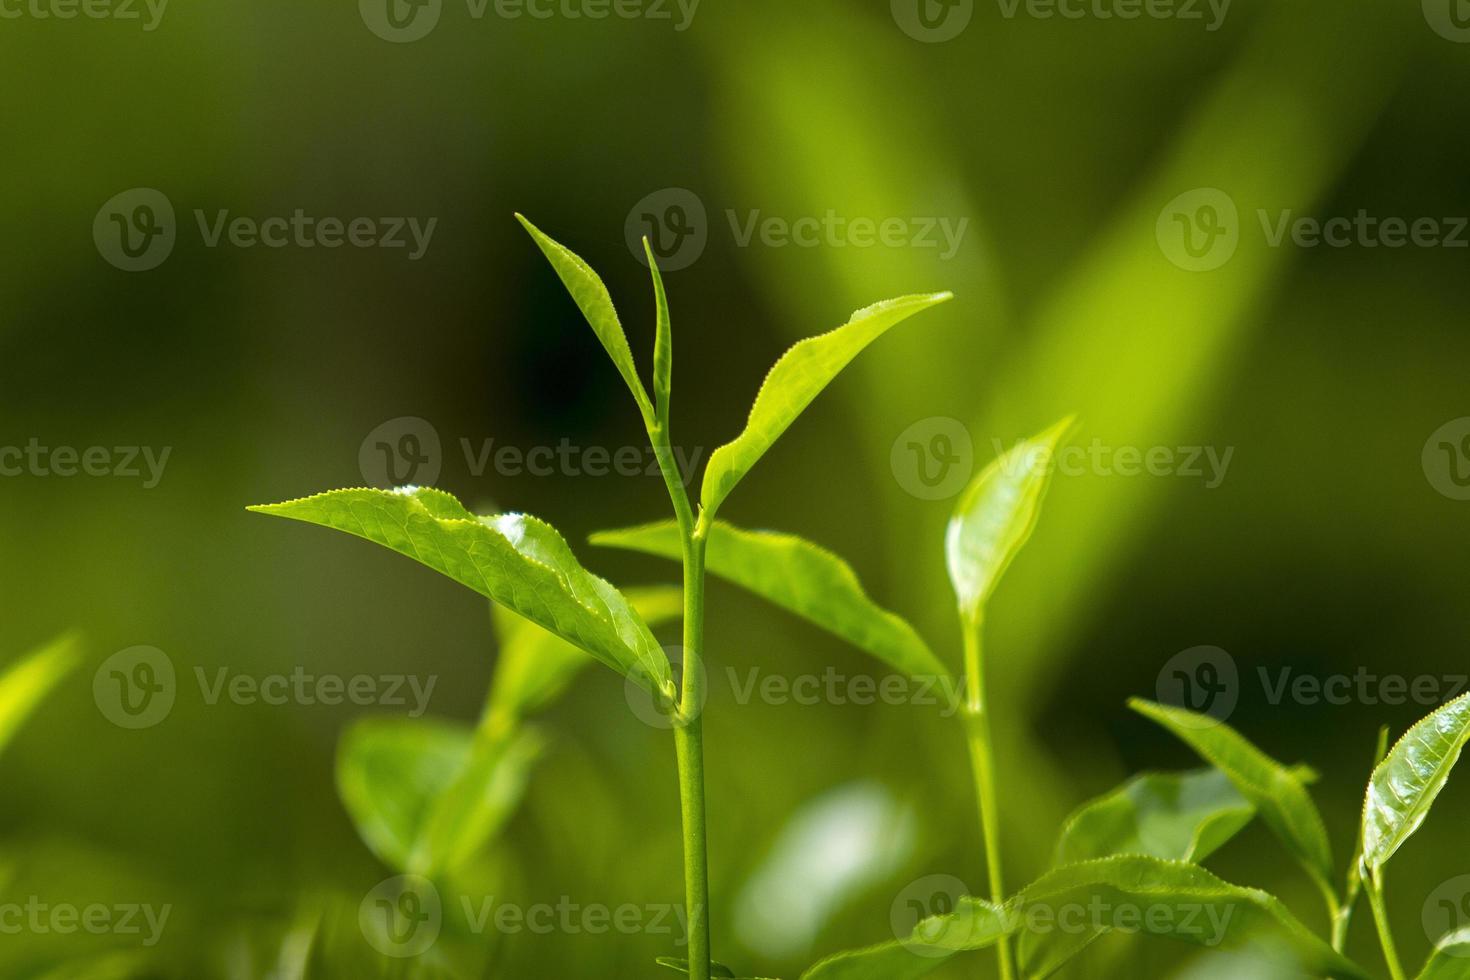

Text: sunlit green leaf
xmin=0 ymin=633 xmax=80 ymax=759
xmin=646 ymin=239 xmax=673 ymax=426
xmin=945 ymin=417 xmax=1073 ymax=622
xmin=592 ymin=520 xmax=946 ymax=680
xmin=701 ymin=292 xmax=952 ymax=522
xmin=1015 ymin=856 xmax=1370 ymax=980
xmin=1416 ymin=927 xmax=1470 ymax=979
xmin=1054 ymin=770 xmax=1255 ymax=867
xmin=489 ymin=585 xmax=682 ymax=722
xmin=1362 ymin=693 xmax=1470 ymax=871
xmin=1129 ymin=699 xmax=1334 ymax=890
xmin=800 ymin=898 xmax=1010 ymax=980
xmin=517 ymin=214 xmax=653 ymax=419
xmin=250 ymin=488 xmax=673 ymax=698
xmin=336 ymin=715 xmax=543 ymax=876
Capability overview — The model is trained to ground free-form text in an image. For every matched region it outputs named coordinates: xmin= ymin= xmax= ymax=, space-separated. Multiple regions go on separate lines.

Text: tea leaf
xmin=517 ymin=214 xmax=653 ymax=420
xmin=336 ymin=715 xmax=542 ymax=875
xmin=1054 ymin=769 xmax=1255 ymax=866
xmin=1129 ymin=699 xmax=1334 ymax=889
xmin=1015 ymin=856 xmax=1370 ymax=980
xmin=700 ymin=292 xmax=952 ymax=522
xmin=800 ymin=898 xmax=1010 ymax=980
xmin=592 ymin=520 xmax=946 ymax=680
xmin=0 ymin=633 xmax=80 ymax=758
xmin=945 ymin=417 xmax=1074 ymax=622
xmin=249 ymin=488 xmax=674 ymax=698
xmin=1362 ymin=693 xmax=1470 ymax=871
xmin=489 ymin=585 xmax=683 ymax=722
xmin=410 ymin=721 xmax=545 ymax=877
xmin=1416 ymin=928 xmax=1470 ymax=979
xmin=646 ymin=239 xmax=673 ymax=426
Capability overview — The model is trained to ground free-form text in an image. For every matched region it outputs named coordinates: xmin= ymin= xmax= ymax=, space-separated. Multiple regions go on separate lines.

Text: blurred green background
xmin=2 ymin=0 xmax=1469 ymax=975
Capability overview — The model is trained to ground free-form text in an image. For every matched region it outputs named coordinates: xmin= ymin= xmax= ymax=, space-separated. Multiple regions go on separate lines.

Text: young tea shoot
xmin=251 ymin=214 xmax=952 ymax=980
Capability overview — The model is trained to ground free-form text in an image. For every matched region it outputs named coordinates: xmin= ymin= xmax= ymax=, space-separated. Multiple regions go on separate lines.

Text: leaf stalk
xmin=1366 ymin=868 xmax=1406 ymax=980
xmin=962 ymin=613 xmax=1017 ymax=980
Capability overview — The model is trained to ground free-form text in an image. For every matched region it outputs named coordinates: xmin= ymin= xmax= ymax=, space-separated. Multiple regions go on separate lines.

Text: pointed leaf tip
xmin=945 ymin=416 xmax=1075 ymax=619
xmin=700 ymin=291 xmax=951 ymax=521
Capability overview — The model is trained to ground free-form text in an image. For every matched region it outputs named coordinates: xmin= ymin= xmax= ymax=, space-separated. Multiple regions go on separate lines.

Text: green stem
xmin=1333 ymin=727 xmax=1389 ymax=954
xmin=1332 ymin=870 xmax=1360 ymax=953
xmin=1366 ymin=870 xmax=1406 ymax=980
xmin=961 ymin=615 xmax=1016 ymax=980
xmin=649 ymin=415 xmax=712 ymax=980
xmin=674 ymin=532 xmax=711 ymax=980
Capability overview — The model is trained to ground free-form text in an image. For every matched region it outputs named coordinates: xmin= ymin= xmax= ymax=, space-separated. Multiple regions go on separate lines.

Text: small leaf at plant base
xmin=249 ymin=488 xmax=673 ymax=698
xmin=799 ymin=897 xmax=1011 ymax=980
xmin=1362 ymin=692 xmax=1470 ymax=872
xmin=490 ymin=585 xmax=683 ymax=723
xmin=0 ymin=633 xmax=80 ymax=759
xmin=592 ymin=521 xmax=947 ymax=680
xmin=945 ymin=416 xmax=1074 ymax=622
xmin=700 ymin=292 xmax=952 ymax=523
xmin=336 ymin=715 xmax=542 ymax=875
xmin=517 ymin=214 xmax=654 ymax=420
xmin=646 ymin=239 xmax=673 ymax=425
xmin=1129 ymin=699 xmax=1335 ymax=890
xmin=1054 ymin=769 xmax=1255 ymax=866
xmin=1014 ymin=856 xmax=1371 ymax=980
xmin=1415 ymin=927 xmax=1470 ymax=979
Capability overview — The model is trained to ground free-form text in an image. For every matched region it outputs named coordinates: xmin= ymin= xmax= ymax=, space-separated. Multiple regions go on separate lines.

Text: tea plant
xmin=249 ymin=215 xmax=951 ymax=979
xmin=606 ymin=427 xmax=1470 ymax=979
